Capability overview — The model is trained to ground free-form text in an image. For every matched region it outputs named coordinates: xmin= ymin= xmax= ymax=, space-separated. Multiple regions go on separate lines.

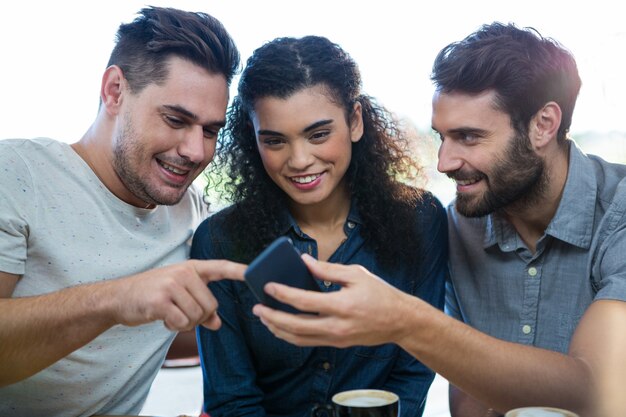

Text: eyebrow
xmin=451 ymin=127 xmax=490 ymax=136
xmin=432 ymin=126 xmax=490 ymax=136
xmin=257 ymin=119 xmax=334 ymax=136
xmin=163 ymin=104 xmax=226 ymax=128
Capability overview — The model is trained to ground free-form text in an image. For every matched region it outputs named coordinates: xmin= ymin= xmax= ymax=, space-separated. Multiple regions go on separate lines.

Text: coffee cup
xmin=311 ymin=389 xmax=399 ymax=417
xmin=504 ymin=406 xmax=579 ymax=417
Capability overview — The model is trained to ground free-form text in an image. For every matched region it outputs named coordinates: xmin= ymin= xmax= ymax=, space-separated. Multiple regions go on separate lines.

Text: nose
xmin=437 ymin=138 xmax=463 ymax=174
xmin=287 ymin=141 xmax=314 ymax=170
xmin=177 ymin=126 xmax=208 ymax=164
xmin=436 ymin=138 xmax=463 ymax=174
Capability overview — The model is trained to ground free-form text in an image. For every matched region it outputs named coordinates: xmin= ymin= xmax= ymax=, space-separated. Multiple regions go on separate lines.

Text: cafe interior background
xmin=2 ymin=0 xmax=625 ymax=415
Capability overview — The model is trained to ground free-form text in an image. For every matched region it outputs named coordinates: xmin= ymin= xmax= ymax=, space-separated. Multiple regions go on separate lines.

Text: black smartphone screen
xmin=244 ymin=237 xmax=321 ymax=314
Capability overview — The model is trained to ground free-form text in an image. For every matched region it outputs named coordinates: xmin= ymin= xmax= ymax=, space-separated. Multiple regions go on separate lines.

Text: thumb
xmin=302 ymin=254 xmax=358 ymax=286
xmin=201 ymin=312 xmax=222 ymax=331
xmin=192 ymin=259 xmax=247 ymax=284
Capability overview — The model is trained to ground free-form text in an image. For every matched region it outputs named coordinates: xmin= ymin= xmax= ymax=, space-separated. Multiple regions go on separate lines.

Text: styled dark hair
xmin=431 ymin=22 xmax=581 ymax=142
xmin=207 ymin=35 xmax=424 ymax=268
xmin=107 ymin=6 xmax=240 ymax=94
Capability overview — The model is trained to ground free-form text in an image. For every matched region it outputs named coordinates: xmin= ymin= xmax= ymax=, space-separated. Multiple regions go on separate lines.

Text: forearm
xmin=450 ymin=385 xmax=495 ymax=417
xmin=0 ymin=281 xmax=116 ymax=386
xmin=395 ymin=296 xmax=592 ymax=415
xmin=0 ymin=258 xmax=245 ymax=387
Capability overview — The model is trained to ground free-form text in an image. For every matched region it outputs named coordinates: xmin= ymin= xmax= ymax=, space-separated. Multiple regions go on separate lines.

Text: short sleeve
xmin=594 ymin=226 xmax=626 ymax=301
xmin=0 ymin=144 xmax=36 ymax=275
xmin=591 ymin=177 xmax=626 ymax=301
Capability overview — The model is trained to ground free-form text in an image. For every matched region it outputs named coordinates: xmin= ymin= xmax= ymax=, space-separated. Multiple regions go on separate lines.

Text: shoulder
xmin=581 ymin=150 xmax=626 ymax=206
xmin=182 ymin=183 xmax=210 ymax=217
xmin=0 ymin=137 xmax=63 ymax=161
xmin=0 ymin=138 xmax=68 ymax=190
xmin=0 ymin=137 xmax=63 ymax=151
xmin=198 ymin=204 xmax=240 ymax=233
xmin=191 ymin=204 xmax=240 ymax=259
xmin=412 ymin=189 xmax=446 ymax=226
xmin=416 ymin=190 xmax=445 ymax=214
xmin=401 ymin=189 xmax=448 ymax=243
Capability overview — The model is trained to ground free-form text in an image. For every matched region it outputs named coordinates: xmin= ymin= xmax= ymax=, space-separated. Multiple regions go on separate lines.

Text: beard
xmin=451 ymin=131 xmax=548 ymax=218
xmin=112 ymin=114 xmax=195 ymax=206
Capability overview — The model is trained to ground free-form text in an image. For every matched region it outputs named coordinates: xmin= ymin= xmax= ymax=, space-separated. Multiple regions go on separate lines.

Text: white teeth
xmin=292 ymin=174 xmax=320 ymax=184
xmin=161 ymin=162 xmax=185 ymax=175
xmin=456 ymin=178 xmax=480 ymax=186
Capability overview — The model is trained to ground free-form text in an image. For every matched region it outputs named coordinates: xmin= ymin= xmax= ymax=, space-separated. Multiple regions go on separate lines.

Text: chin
xmin=288 ymin=195 xmax=323 ymax=206
xmin=455 ymin=196 xmax=491 ymax=218
xmin=148 ymin=189 xmax=188 ymax=206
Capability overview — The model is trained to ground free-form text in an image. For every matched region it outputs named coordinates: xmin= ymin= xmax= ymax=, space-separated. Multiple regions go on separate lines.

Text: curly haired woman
xmin=191 ymin=35 xmax=448 ymax=417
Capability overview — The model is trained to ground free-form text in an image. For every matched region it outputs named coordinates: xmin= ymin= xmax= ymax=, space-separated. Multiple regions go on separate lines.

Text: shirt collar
xmin=275 ymin=199 xmax=363 ymax=238
xmin=545 ymin=141 xmax=597 ymax=248
xmin=484 ymin=141 xmax=597 ymax=250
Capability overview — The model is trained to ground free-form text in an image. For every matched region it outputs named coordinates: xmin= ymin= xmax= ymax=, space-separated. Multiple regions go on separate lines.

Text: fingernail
xmin=264 ymin=283 xmax=275 ymax=295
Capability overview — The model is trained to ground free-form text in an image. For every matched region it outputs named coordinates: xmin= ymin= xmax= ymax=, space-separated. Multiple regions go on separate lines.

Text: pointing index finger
xmin=191 ymin=259 xmax=246 ymax=284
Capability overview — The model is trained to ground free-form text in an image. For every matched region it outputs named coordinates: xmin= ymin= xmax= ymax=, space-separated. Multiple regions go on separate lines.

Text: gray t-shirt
xmin=446 ymin=141 xmax=626 ymax=353
xmin=0 ymin=138 xmax=209 ymax=416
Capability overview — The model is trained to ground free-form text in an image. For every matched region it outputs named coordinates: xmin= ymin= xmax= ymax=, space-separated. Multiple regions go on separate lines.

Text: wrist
xmin=85 ymin=279 xmax=121 ymax=328
xmin=393 ymin=293 xmax=441 ymax=354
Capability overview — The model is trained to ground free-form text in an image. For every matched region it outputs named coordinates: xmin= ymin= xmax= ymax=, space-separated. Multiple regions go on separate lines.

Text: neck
xmin=289 ymin=184 xmax=351 ymax=234
xmin=72 ymin=121 xmax=152 ymax=209
xmin=289 ymin=182 xmax=352 ymax=262
xmin=72 ymin=125 xmax=110 ymax=183
xmin=502 ymin=144 xmax=570 ymax=253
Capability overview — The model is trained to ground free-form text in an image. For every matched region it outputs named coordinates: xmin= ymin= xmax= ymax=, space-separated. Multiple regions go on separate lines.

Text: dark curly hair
xmin=206 ymin=35 xmax=424 ymax=267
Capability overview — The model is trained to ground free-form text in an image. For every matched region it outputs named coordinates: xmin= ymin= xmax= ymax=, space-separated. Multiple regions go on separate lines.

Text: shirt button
xmin=528 ymin=267 xmax=538 ymax=277
xmin=522 ymin=325 xmax=532 ymax=334
xmin=347 ymin=221 xmax=355 ymax=229
xmin=323 ymin=280 xmax=332 ymax=288
xmin=307 ymin=245 xmax=313 ymax=255
xmin=322 ymin=362 xmax=331 ymax=371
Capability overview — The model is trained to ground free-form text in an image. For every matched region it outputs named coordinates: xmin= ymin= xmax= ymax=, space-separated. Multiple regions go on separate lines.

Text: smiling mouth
xmin=455 ymin=178 xmax=482 ymax=186
xmin=158 ymin=160 xmax=189 ymax=176
xmin=291 ymin=173 xmax=322 ymax=184
xmin=448 ymin=170 xmax=486 ymax=187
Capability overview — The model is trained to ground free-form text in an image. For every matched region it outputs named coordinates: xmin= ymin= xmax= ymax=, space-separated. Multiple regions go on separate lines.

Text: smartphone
xmin=244 ymin=236 xmax=321 ymax=314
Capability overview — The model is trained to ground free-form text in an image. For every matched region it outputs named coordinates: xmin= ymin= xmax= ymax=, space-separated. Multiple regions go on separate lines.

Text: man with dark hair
xmin=0 ymin=7 xmax=244 ymax=417
xmin=252 ymin=22 xmax=626 ymax=417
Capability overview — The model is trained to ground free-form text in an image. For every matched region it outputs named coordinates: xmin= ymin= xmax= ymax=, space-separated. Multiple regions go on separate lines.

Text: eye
xmin=457 ymin=131 xmax=478 ymax=142
xmin=203 ymin=127 xmax=220 ymax=140
xmin=163 ymin=114 xmax=185 ymax=128
xmin=309 ymin=130 xmax=330 ymax=142
xmin=261 ymin=137 xmax=286 ymax=146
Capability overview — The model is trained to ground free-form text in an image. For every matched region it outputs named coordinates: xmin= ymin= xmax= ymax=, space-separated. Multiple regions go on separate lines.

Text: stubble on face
xmin=453 ymin=131 xmax=548 ymax=218
xmin=112 ymin=113 xmax=196 ymax=207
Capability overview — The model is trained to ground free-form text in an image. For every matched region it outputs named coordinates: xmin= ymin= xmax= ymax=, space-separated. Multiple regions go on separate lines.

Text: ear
xmin=349 ymin=101 xmax=364 ymax=143
xmin=529 ymin=101 xmax=562 ymax=150
xmin=100 ymin=65 xmax=126 ymax=116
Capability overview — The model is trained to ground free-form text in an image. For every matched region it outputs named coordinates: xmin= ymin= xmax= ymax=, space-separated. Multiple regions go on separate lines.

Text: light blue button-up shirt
xmin=446 ymin=141 xmax=626 ymax=353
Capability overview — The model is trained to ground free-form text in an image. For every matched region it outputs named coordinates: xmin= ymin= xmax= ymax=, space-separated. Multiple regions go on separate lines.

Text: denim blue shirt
xmin=191 ymin=193 xmax=448 ymax=417
xmin=446 ymin=141 xmax=626 ymax=353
